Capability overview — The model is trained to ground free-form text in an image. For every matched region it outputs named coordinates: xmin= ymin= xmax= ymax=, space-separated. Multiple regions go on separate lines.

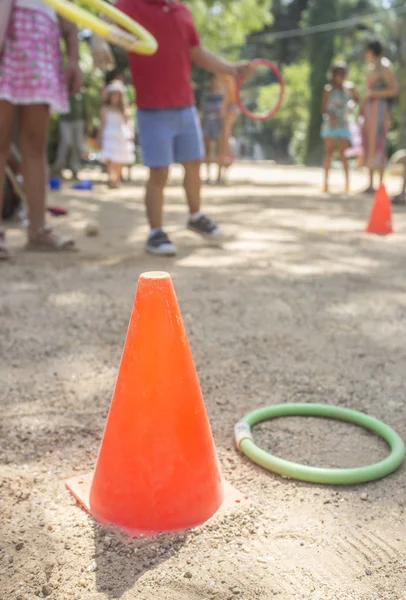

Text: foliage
xmin=187 ymin=0 xmax=273 ymax=54
xmin=53 ymin=0 xmax=406 ymax=164
xmin=303 ymin=0 xmax=339 ymax=165
xmin=258 ymin=61 xmax=310 ymax=162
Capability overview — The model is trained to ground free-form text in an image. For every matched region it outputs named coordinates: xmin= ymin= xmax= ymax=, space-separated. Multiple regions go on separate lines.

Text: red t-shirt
xmin=115 ymin=0 xmax=200 ymax=109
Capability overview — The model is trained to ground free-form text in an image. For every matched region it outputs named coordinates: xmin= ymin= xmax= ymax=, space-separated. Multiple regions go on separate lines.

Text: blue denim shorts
xmin=137 ymin=106 xmax=204 ymax=168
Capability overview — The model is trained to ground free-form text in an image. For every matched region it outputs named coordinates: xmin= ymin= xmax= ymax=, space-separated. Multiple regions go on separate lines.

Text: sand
xmin=1 ymin=163 xmax=405 ymax=600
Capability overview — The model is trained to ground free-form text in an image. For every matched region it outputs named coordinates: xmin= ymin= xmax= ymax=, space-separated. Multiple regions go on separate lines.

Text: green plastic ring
xmin=235 ymin=403 xmax=405 ymax=485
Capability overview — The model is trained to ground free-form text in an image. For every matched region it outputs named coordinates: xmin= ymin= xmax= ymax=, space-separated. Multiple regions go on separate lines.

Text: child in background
xmin=112 ymin=0 xmax=250 ymax=256
xmin=0 ymin=0 xmax=82 ymax=258
xmin=201 ymin=75 xmax=225 ymax=184
xmin=321 ymin=62 xmax=358 ymax=194
xmin=362 ymin=40 xmax=397 ymax=192
xmin=218 ymin=74 xmax=239 ymax=167
xmin=99 ymin=81 xmax=135 ymax=188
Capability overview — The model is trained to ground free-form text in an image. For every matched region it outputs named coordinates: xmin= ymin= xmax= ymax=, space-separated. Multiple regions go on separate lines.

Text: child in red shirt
xmin=116 ymin=0 xmax=249 ymax=255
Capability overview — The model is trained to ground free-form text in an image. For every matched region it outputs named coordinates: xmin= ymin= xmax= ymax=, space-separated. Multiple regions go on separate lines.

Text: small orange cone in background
xmin=366 ymin=183 xmax=393 ymax=235
xmin=66 ymin=272 xmax=239 ymax=537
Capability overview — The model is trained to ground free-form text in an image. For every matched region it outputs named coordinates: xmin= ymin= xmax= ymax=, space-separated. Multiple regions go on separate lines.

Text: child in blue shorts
xmin=116 ymin=0 xmax=250 ymax=256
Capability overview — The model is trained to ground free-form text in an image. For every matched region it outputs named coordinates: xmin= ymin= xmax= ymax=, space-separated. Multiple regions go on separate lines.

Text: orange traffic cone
xmin=366 ymin=183 xmax=393 ymax=235
xmin=66 ymin=272 xmax=234 ymax=536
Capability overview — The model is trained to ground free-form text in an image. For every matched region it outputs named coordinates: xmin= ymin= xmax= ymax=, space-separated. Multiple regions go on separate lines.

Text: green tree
xmin=248 ymin=0 xmax=310 ymax=64
xmin=258 ymin=61 xmax=310 ymax=161
xmin=398 ymin=14 xmax=406 ymax=148
xmin=304 ymin=0 xmax=339 ymax=165
xmin=187 ymin=0 xmax=273 ymax=53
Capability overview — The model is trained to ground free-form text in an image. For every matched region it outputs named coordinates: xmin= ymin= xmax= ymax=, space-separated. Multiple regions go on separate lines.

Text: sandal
xmin=26 ymin=225 xmax=75 ymax=252
xmin=0 ymin=227 xmax=10 ymax=260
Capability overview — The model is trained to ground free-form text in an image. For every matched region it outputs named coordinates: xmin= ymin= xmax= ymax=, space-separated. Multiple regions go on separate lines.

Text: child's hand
xmin=90 ymin=36 xmax=115 ymax=71
xmin=66 ymin=61 xmax=83 ymax=95
xmin=234 ymin=61 xmax=254 ymax=81
xmin=363 ymin=89 xmax=376 ymax=102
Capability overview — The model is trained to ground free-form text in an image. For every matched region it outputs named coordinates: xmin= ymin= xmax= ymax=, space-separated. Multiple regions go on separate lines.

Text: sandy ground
xmin=1 ymin=163 xmax=405 ymax=600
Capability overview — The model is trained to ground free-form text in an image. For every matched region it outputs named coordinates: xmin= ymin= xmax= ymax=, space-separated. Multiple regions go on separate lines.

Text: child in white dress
xmin=99 ymin=81 xmax=135 ymax=188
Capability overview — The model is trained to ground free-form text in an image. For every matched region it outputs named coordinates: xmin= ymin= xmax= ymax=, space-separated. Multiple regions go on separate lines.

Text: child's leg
xmin=378 ymin=165 xmax=385 ymax=186
xmin=368 ymin=168 xmax=374 ymax=191
xmin=52 ymin=121 xmax=72 ymax=175
xmin=19 ymin=105 xmax=49 ymax=236
xmin=204 ymin=137 xmax=211 ymax=183
xmin=145 ymin=167 xmax=169 ymax=228
xmin=20 ymin=105 xmax=73 ymax=249
xmin=183 ymin=160 xmax=201 ymax=214
xmin=108 ymin=161 xmax=121 ymax=187
xmin=322 ymin=138 xmax=334 ymax=192
xmin=216 ymin=140 xmax=227 ymax=184
xmin=219 ymin=110 xmax=237 ymax=163
xmin=339 ymin=139 xmax=350 ymax=193
xmin=114 ymin=163 xmax=123 ymax=187
xmin=225 ymin=111 xmax=237 ymax=159
xmin=217 ymin=163 xmax=224 ymax=184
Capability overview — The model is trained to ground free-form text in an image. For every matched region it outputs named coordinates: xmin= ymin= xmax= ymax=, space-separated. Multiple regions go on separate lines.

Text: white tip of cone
xmin=140 ymin=271 xmax=171 ymax=280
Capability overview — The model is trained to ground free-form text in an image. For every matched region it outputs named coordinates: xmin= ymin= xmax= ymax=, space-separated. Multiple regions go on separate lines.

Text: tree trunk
xmin=304 ymin=0 xmax=338 ymax=165
xmin=398 ymin=16 xmax=406 ymax=150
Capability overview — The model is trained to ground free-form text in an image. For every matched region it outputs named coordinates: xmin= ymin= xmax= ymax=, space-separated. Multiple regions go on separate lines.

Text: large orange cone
xmin=366 ymin=183 xmax=393 ymax=235
xmin=66 ymin=272 xmax=226 ymax=536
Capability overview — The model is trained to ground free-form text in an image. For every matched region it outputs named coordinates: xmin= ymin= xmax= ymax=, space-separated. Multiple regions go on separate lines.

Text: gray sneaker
xmin=187 ymin=214 xmax=224 ymax=240
xmin=146 ymin=230 xmax=177 ymax=256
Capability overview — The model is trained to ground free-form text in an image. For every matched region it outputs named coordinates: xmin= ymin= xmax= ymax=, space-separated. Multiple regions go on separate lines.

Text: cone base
xmin=65 ymin=473 xmax=244 ymax=538
xmin=366 ymin=227 xmax=393 ymax=235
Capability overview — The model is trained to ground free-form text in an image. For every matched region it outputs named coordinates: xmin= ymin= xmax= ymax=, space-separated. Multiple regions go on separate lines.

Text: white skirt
xmin=101 ymin=128 xmax=135 ymax=165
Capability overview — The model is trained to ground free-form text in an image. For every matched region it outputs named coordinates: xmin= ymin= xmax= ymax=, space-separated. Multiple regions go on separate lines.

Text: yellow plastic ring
xmin=43 ymin=0 xmax=157 ymax=55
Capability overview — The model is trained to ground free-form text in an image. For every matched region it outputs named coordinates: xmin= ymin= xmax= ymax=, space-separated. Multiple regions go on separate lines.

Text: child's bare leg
xmin=145 ymin=167 xmax=169 ymax=229
xmin=379 ymin=165 xmax=385 ymax=185
xmin=217 ymin=163 xmax=224 ymax=184
xmin=183 ymin=160 xmax=201 ymax=214
xmin=19 ymin=105 xmax=49 ymax=236
xmin=339 ymin=139 xmax=350 ymax=193
xmin=109 ymin=162 xmax=121 ymax=187
xmin=323 ymin=138 xmax=334 ymax=192
xmin=368 ymin=168 xmax=374 ymax=191
xmin=204 ymin=138 xmax=211 ymax=183
xmin=20 ymin=105 xmax=74 ymax=249
xmin=107 ymin=161 xmax=114 ymax=186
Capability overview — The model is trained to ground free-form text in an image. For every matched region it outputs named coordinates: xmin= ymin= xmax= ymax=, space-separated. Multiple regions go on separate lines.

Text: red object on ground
xmin=237 ymin=59 xmax=285 ymax=121
xmin=47 ymin=206 xmax=68 ymax=217
xmin=66 ymin=272 xmax=230 ymax=536
xmin=366 ymin=183 xmax=393 ymax=235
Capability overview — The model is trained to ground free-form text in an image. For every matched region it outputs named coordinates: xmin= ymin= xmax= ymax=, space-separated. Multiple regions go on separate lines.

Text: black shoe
xmin=187 ymin=214 xmax=224 ymax=240
xmin=146 ymin=230 xmax=177 ymax=256
xmin=392 ymin=193 xmax=406 ymax=205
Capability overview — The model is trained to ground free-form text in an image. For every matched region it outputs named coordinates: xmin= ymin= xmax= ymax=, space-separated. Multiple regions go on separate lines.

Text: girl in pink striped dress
xmin=0 ymin=0 xmax=82 ymax=258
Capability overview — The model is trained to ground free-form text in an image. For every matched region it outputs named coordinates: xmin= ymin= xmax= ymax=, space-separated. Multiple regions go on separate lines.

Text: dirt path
xmin=1 ymin=164 xmax=405 ymax=600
